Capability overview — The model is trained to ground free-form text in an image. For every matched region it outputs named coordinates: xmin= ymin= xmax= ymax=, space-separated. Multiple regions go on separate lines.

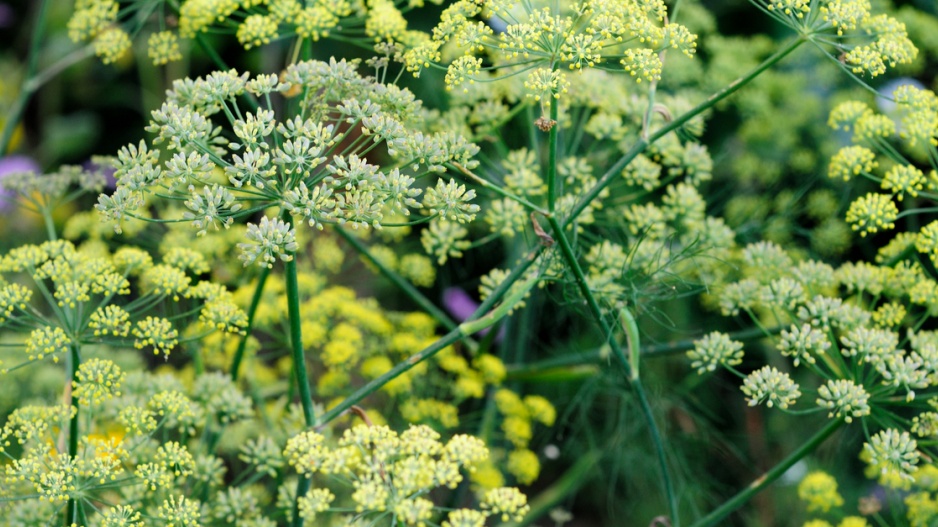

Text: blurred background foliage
xmin=2 ymin=0 xmax=938 ymax=525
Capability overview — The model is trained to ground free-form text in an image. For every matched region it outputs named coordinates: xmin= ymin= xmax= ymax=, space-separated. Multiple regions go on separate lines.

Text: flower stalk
xmin=284 ymin=249 xmax=315 ymax=427
xmin=317 ymin=248 xmax=543 ymax=426
xmin=566 ymin=36 xmax=808 ymax=227
xmin=229 ymin=265 xmax=270 ymax=381
xmin=690 ymin=418 xmax=843 ymax=527
xmin=65 ymin=341 xmax=81 ymax=526
xmin=547 ymin=213 xmax=679 ymax=526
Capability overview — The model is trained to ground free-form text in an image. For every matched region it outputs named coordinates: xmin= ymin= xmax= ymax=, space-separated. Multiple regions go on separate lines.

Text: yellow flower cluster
xmin=73 ymin=358 xmax=124 ymax=406
xmin=67 ymin=0 xmax=423 ymax=66
xmin=798 ymin=471 xmax=844 ymax=513
xmin=828 ymin=92 xmax=938 ymax=265
xmin=285 ymin=423 xmax=528 ymax=525
xmin=405 ymin=0 xmax=696 ymax=99
xmin=755 ymin=0 xmax=916 ymax=78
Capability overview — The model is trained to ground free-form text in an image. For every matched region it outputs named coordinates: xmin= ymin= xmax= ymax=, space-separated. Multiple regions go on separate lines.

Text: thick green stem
xmin=292 ymin=477 xmax=311 ymax=527
xmin=1 ymin=0 xmax=52 ymax=155
xmin=65 ymin=342 xmax=80 ymax=527
xmin=284 ymin=246 xmax=315 ymax=527
xmin=546 ymin=215 xmax=678 ymax=526
xmin=41 ymin=205 xmax=57 ymax=241
xmin=284 ymin=257 xmax=315 ymax=427
xmin=564 ymin=36 xmax=807 ymax=226
xmin=230 ymin=265 xmax=271 ymax=381
xmin=317 ymin=249 xmax=543 ymax=425
xmin=690 ymin=418 xmax=843 ymax=527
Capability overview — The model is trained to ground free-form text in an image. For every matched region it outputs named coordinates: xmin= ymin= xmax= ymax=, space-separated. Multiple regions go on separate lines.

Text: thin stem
xmin=525 ymin=104 xmax=539 ymax=154
xmin=0 ymin=0 xmax=52 ymax=155
xmin=546 ymin=215 xmax=678 ymax=526
xmin=505 ymin=325 xmax=785 ymax=378
xmin=546 ymin=95 xmax=560 ymax=213
xmin=25 ymin=46 xmax=95 ymax=96
xmin=317 ymin=248 xmax=543 ymax=425
xmin=194 ymin=33 xmax=230 ymax=73
xmin=450 ymin=162 xmax=547 ymax=215
xmin=689 ymin=418 xmax=844 ymax=527
xmin=230 ymin=266 xmax=271 ymax=381
xmin=336 ymin=227 xmax=459 ymax=333
xmin=192 ymin=34 xmax=260 ymax=112
xmin=65 ymin=342 xmax=81 ymax=527
xmin=564 ymin=36 xmax=807 ymax=226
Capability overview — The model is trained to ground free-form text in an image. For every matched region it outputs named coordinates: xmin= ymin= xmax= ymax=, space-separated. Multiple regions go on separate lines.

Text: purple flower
xmin=83 ymin=158 xmax=117 ymax=188
xmin=0 ymin=155 xmax=39 ymax=211
xmin=444 ymin=287 xmax=477 ymax=321
xmin=0 ymin=4 xmax=13 ymax=29
xmin=0 ymin=155 xmax=39 ymax=174
xmin=443 ymin=287 xmax=505 ymax=342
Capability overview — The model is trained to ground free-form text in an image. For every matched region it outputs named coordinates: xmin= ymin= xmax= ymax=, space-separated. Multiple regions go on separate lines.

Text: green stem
xmin=317 ymin=326 xmax=464 ymax=426
xmin=317 ymin=249 xmax=543 ymax=425
xmin=1 ymin=0 xmax=52 ymax=155
xmin=690 ymin=418 xmax=844 ymax=527
xmin=230 ymin=266 xmax=271 ymax=381
xmin=27 ymin=46 xmax=94 ymax=92
xmin=284 ymin=258 xmax=315 ymax=427
xmin=41 ymin=204 xmax=57 ymax=241
xmin=619 ymin=307 xmax=640 ymax=381
xmin=449 ymin=162 xmax=547 ymax=216
xmin=192 ymin=344 xmax=205 ymax=376
xmin=564 ymin=36 xmax=807 ymax=226
xmin=283 ymin=235 xmax=315 ymax=527
xmin=546 ymin=215 xmax=678 ymax=526
xmin=65 ymin=342 xmax=81 ymax=527
xmin=336 ymin=227 xmax=459 ymax=333
xmin=546 ymin=96 xmax=560 ymax=213
xmin=292 ymin=477 xmax=311 ymax=527
xmin=194 ymin=33 xmax=230 ymax=73
xmin=505 ymin=325 xmax=784 ymax=377
xmin=191 ymin=34 xmax=260 ymax=112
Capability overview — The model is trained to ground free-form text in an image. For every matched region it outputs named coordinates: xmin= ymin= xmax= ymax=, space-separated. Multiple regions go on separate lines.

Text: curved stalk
xmin=690 ymin=418 xmax=843 ymax=527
